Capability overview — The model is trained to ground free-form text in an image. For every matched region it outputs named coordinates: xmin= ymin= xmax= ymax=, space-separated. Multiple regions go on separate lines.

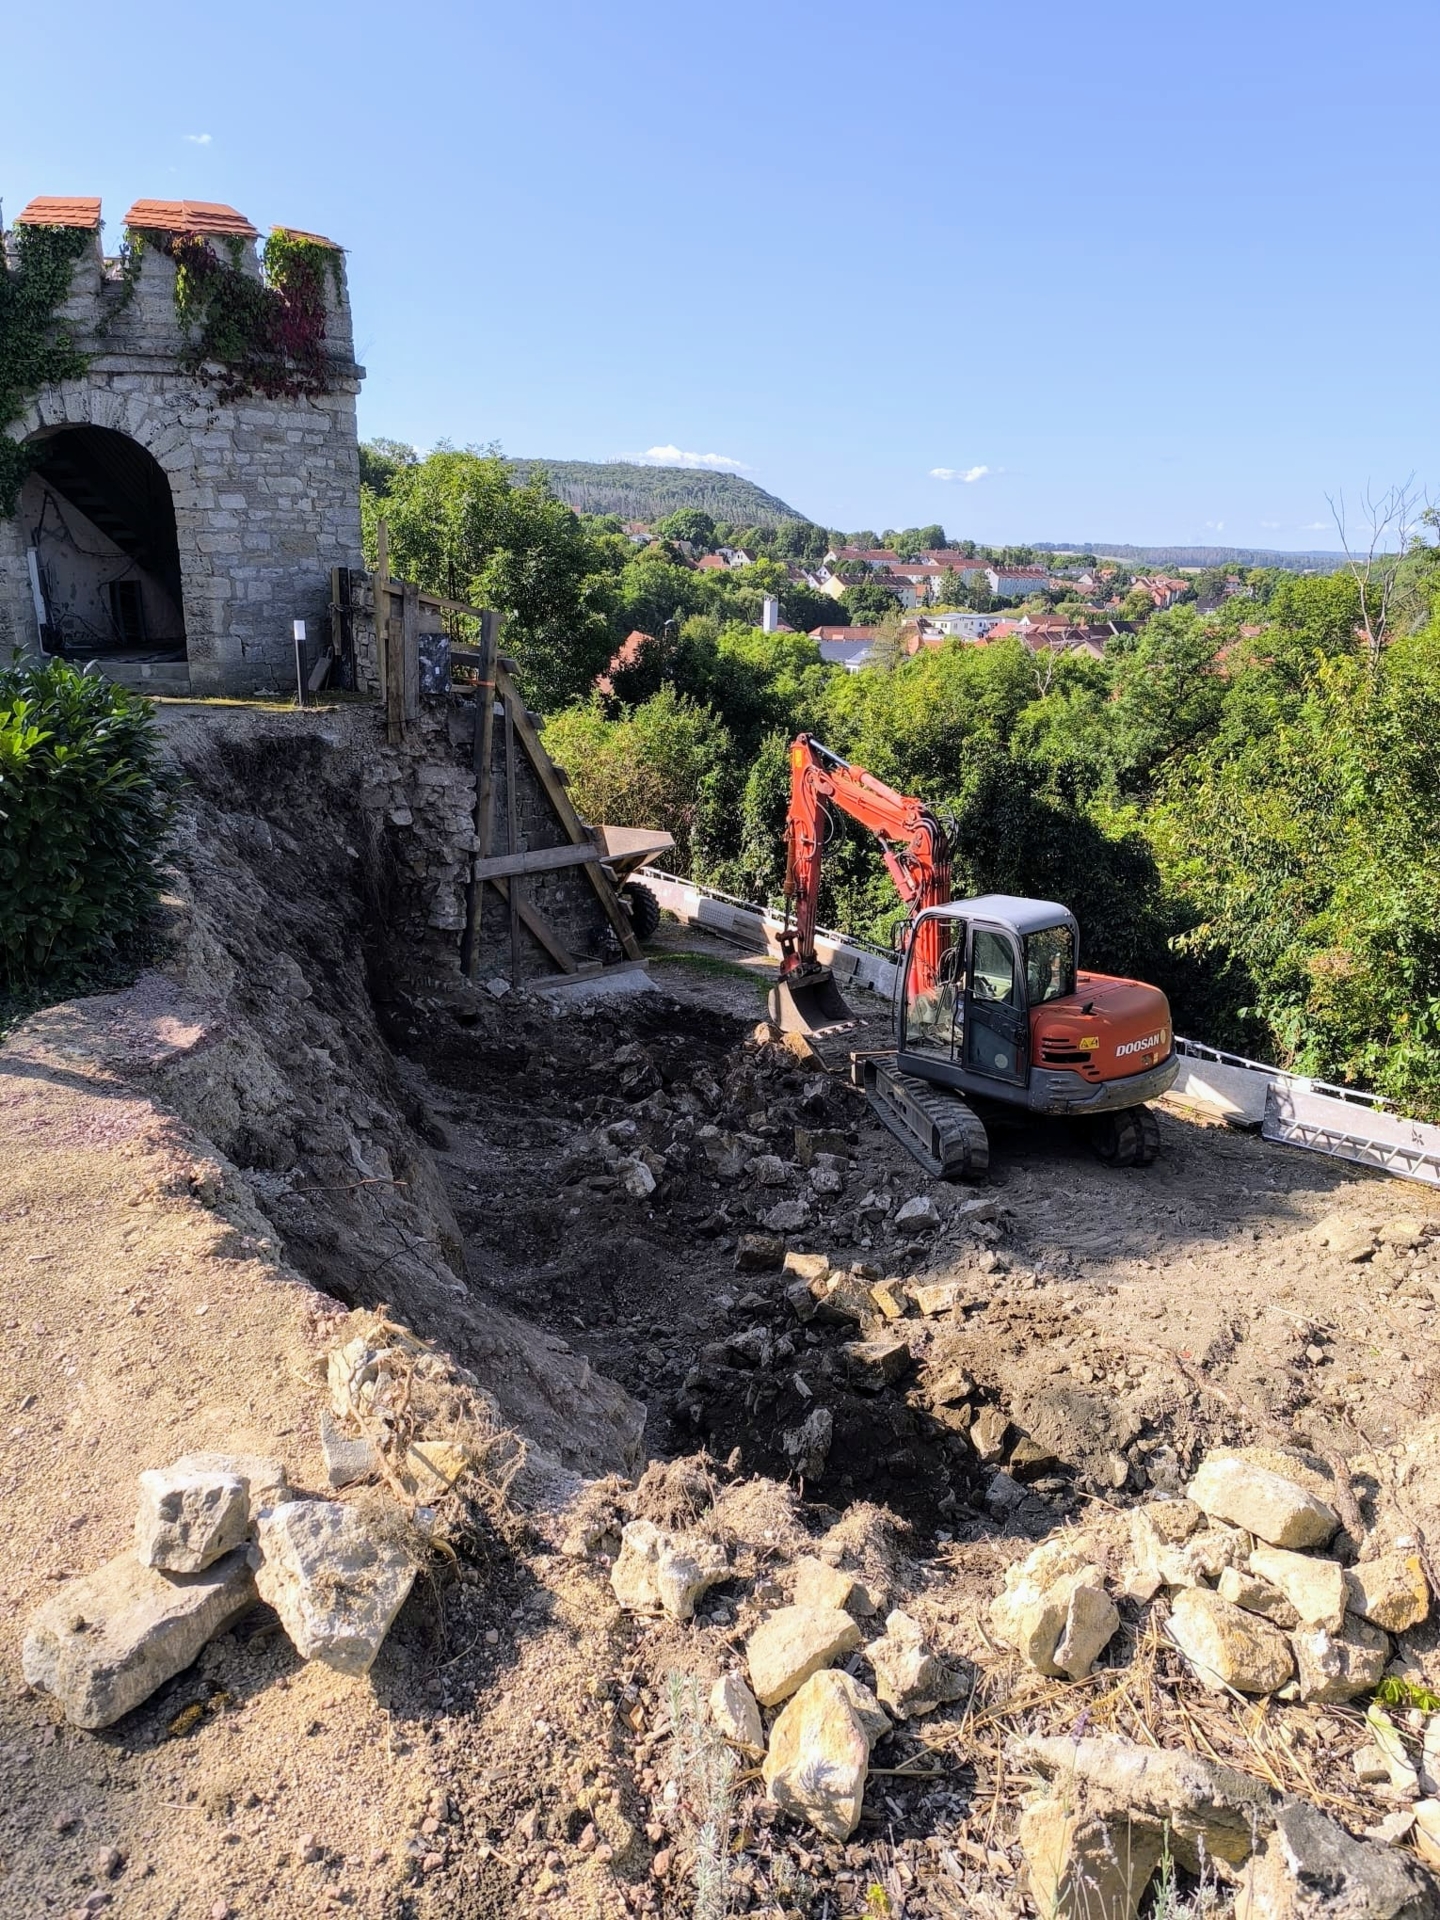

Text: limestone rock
xmin=709 ymin=1672 xmax=764 ymax=1754
xmin=1166 ymin=1587 xmax=1294 ymax=1695
xmin=1414 ymin=1801 xmax=1440 ymax=1872
xmin=1125 ymin=1506 xmax=1252 ymax=1602
xmin=762 ymin=1199 xmax=811 ymax=1235
xmin=1019 ymin=1796 xmax=1166 ymax=1920
xmin=1346 ymin=1554 xmax=1431 ymax=1634
xmin=1219 ymin=1567 xmax=1300 ymax=1629
xmin=252 ymin=1501 xmax=416 ymax=1676
xmin=401 ymin=1439 xmax=469 ymax=1498
xmin=1292 ymin=1615 xmax=1390 ymax=1704
xmin=971 ymin=1404 xmax=1010 ymax=1465
xmin=868 ymin=1280 xmax=907 ymax=1320
xmin=991 ymin=1538 xmax=1118 ymax=1680
xmin=782 ymin=1250 xmax=831 ymax=1285
xmin=762 ymin=1669 xmax=889 ymax=1841
xmin=1313 ymin=1214 xmax=1380 ymax=1264
xmin=134 ymin=1465 xmax=250 ymax=1573
xmin=735 ymin=1233 xmax=785 ymax=1273
xmin=1234 ymin=1798 xmax=1438 ymax=1920
xmin=1188 ymin=1455 xmax=1339 ymax=1550
xmin=169 ymin=1451 xmax=288 ymax=1512
xmin=780 ymin=1407 xmax=833 ymax=1480
xmin=813 ymin=1274 xmax=874 ymax=1326
xmin=610 ymin=1519 xmax=729 ymax=1622
xmin=864 ymin=1609 xmax=969 ymax=1720
xmin=1013 ymin=1732 xmax=1278 ymax=1870
xmin=894 ymin=1195 xmax=940 ymax=1236
xmin=912 ymin=1280 xmax=965 ymax=1316
xmin=794 ymin=1128 xmax=848 ymax=1167
xmin=1249 ymin=1544 xmax=1348 ymax=1631
xmin=23 ymin=1549 xmax=255 ymax=1729
xmin=319 ymin=1410 xmax=379 ymax=1490
xmin=842 ymin=1336 xmax=911 ymax=1391
xmin=792 ymin=1557 xmax=856 ymax=1613
xmin=747 ymin=1605 xmax=862 ymax=1707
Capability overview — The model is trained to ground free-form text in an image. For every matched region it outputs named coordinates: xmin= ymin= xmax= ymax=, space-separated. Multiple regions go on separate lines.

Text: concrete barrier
xmin=640 ymin=869 xmax=899 ymax=999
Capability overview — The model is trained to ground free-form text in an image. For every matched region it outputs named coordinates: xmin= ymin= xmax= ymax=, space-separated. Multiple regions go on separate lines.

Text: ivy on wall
xmin=0 ymin=224 xmax=93 ymax=517
xmin=132 ymin=226 xmax=344 ymax=401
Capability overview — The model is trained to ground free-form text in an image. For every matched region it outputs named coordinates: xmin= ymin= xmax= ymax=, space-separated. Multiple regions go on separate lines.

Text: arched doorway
xmin=20 ymin=426 xmax=186 ymax=664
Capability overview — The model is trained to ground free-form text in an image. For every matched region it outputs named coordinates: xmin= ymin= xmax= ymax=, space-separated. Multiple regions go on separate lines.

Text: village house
xmin=810 ymin=625 xmax=883 ymax=670
xmin=986 ymin=563 xmax=1053 ymax=598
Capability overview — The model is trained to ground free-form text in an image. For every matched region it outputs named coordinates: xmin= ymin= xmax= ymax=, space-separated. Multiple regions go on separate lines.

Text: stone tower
xmin=0 ymin=195 xmax=365 ymax=696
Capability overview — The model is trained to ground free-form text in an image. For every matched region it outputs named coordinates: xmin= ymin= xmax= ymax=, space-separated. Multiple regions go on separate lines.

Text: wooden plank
xmin=460 ymin=610 xmax=500 ymax=979
xmin=401 ymin=580 xmax=420 ymax=725
xmin=503 ymin=696 xmax=522 ymax=987
xmin=418 ymin=589 xmax=488 ymax=621
xmin=374 ymin=521 xmax=389 ymax=697
xmin=493 ymin=659 xmax=643 ymax=960
xmin=471 ymin=842 xmax=601 ymax=881
xmin=489 ymin=878 xmax=577 ymax=972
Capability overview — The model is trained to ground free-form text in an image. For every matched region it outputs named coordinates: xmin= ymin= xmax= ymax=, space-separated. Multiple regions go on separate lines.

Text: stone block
xmin=23 ymin=1549 xmax=255 ymax=1729
xmin=253 ymin=1501 xmax=416 ymax=1677
xmin=1188 ymin=1455 xmax=1338 ymax=1549
xmin=1167 ymin=1587 xmax=1294 ymax=1694
xmin=1249 ymin=1543 xmax=1348 ymax=1630
xmin=747 ymin=1605 xmax=863 ymax=1707
xmin=610 ymin=1519 xmax=728 ymax=1622
xmin=709 ymin=1672 xmax=764 ymax=1754
xmin=1234 ymin=1798 xmax=1437 ymax=1920
xmin=1346 ymin=1553 xmax=1431 ymax=1634
xmin=762 ymin=1669 xmax=888 ymax=1841
xmin=134 ymin=1464 xmax=250 ymax=1573
xmin=1291 ymin=1615 xmax=1390 ymax=1704
xmin=1019 ymin=1796 xmax=1166 ymax=1920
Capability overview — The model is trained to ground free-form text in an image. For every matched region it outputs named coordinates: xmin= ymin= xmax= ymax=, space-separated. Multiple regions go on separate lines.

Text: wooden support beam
xmin=503 ymin=696 xmax=522 ymax=988
xmin=470 ymin=842 xmax=600 ymax=881
xmin=489 ymin=878 xmax=577 ymax=972
xmin=460 ymin=611 xmax=500 ymax=978
xmin=493 ymin=659 xmax=644 ymax=961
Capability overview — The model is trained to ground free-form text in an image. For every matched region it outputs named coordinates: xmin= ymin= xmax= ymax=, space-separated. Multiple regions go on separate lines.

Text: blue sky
xmin=5 ymin=0 xmax=1436 ymax=549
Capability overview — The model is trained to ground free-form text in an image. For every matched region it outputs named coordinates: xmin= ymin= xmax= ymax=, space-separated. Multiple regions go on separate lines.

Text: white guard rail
xmin=645 ymin=869 xmax=1440 ymax=1189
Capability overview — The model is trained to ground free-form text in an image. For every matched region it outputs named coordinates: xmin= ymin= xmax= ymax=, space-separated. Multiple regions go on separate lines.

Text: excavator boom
xmin=771 ymin=734 xmax=951 ymax=1038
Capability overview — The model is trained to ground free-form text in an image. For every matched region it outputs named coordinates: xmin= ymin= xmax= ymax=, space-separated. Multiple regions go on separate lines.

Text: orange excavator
xmin=769 ymin=734 xmax=1178 ymax=1178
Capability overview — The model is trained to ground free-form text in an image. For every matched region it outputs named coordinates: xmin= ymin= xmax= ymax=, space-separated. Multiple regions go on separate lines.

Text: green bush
xmin=0 ymin=657 xmax=174 ymax=994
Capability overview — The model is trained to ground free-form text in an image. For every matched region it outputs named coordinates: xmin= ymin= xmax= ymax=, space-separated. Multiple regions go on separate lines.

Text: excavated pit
xmin=5 ymin=703 xmax=1440 ymax=1920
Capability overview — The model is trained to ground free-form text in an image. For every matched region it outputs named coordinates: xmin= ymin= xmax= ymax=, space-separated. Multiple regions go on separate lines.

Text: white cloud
xmin=930 ymin=464 xmax=990 ymax=483
xmin=1299 ymin=520 xmax=1328 ymax=531
xmin=1259 ymin=519 xmax=1281 ymax=530
xmin=1204 ymin=519 xmax=1225 ymax=532
xmin=625 ymin=444 xmax=750 ymax=472
xmin=184 ymin=133 xmax=213 ymax=145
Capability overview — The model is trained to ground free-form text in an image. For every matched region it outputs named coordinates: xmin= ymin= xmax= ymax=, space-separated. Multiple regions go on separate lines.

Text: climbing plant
xmin=132 ymin=225 xmax=343 ymax=401
xmin=0 ymin=223 xmax=93 ymax=517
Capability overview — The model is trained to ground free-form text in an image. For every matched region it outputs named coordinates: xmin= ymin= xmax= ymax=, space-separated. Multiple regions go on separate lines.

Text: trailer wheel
xmin=1089 ymin=1105 xmax=1160 ymax=1168
xmin=621 ymin=881 xmax=662 ymax=943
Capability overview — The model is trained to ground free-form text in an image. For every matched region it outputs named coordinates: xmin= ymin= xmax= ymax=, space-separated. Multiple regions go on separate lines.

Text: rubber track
xmin=865 ymin=1064 xmax=990 ymax=1181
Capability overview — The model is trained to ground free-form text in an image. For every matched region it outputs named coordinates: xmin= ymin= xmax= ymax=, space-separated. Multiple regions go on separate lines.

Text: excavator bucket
xmin=767 ymin=966 xmax=859 ymax=1040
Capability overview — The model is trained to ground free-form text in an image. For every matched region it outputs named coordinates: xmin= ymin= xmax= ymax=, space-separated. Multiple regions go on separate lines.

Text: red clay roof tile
xmin=123 ymin=199 xmax=259 ymax=239
xmin=16 ymin=196 xmax=101 ymax=229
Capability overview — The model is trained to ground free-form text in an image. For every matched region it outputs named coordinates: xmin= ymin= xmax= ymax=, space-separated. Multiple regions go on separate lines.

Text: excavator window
xmin=1023 ymin=924 xmax=1076 ymax=1006
xmin=972 ymin=928 xmax=1020 ymax=1007
xmin=904 ymin=919 xmax=965 ymax=1057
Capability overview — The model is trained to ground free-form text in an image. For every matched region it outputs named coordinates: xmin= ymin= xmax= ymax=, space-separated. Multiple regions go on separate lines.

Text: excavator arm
xmin=773 ymin=735 xmax=952 ymax=1033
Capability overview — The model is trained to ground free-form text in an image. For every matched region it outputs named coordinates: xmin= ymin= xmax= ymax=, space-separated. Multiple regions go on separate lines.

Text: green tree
xmin=840 ymin=581 xmax=904 ymax=624
xmin=653 ymin=508 xmax=717 ymax=550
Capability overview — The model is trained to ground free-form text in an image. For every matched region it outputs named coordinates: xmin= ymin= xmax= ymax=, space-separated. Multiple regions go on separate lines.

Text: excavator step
xmin=862 ymin=1059 xmax=990 ymax=1182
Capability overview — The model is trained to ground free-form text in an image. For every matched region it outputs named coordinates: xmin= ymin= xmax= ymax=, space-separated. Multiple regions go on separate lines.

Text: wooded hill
xmin=1034 ymin=541 xmax=1351 ymax=570
xmin=502 ymin=460 xmax=809 ymax=526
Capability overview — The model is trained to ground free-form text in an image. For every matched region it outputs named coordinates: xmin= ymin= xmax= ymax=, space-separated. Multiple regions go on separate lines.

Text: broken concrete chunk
xmin=792 ymin=1557 xmax=857 ymax=1614
xmin=709 ymin=1672 xmax=764 ymax=1754
xmin=1188 ymin=1454 xmax=1339 ymax=1549
xmin=864 ymin=1608 xmax=969 ymax=1720
xmin=747 ymin=1605 xmax=862 ymax=1707
xmin=609 ymin=1519 xmax=728 ymax=1622
xmin=319 ymin=1410 xmax=379 ymax=1490
xmin=1018 ymin=1796 xmax=1165 ymax=1920
xmin=1249 ymin=1543 xmax=1348 ymax=1631
xmin=991 ymin=1538 xmax=1118 ymax=1680
xmin=735 ymin=1233 xmax=785 ymax=1273
xmin=134 ymin=1465 xmax=250 ymax=1573
xmin=841 ymin=1336 xmax=911 ymax=1391
xmin=1219 ymin=1567 xmax=1301 ymax=1629
xmin=1346 ymin=1553 xmax=1432 ymax=1634
xmin=23 ymin=1549 xmax=255 ymax=1729
xmin=252 ymin=1501 xmax=416 ymax=1677
xmin=762 ymin=1669 xmax=888 ymax=1841
xmin=1291 ymin=1614 xmax=1390 ymax=1704
xmin=1166 ymin=1586 xmax=1294 ymax=1695
xmin=1234 ymin=1797 xmax=1437 ymax=1920
xmin=1012 ymin=1733 xmax=1279 ymax=1870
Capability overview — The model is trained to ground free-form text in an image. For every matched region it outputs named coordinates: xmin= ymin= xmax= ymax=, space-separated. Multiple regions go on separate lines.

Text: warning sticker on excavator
xmin=1079 ymin=1036 xmax=1099 ymax=1050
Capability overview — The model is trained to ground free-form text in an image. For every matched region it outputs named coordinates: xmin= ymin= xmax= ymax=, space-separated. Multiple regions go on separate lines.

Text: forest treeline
xmin=362 ymin=445 xmax=1440 ymax=1118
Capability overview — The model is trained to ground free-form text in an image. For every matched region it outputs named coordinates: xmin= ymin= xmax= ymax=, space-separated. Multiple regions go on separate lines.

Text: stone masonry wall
xmin=0 ymin=221 xmax=364 ymax=695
